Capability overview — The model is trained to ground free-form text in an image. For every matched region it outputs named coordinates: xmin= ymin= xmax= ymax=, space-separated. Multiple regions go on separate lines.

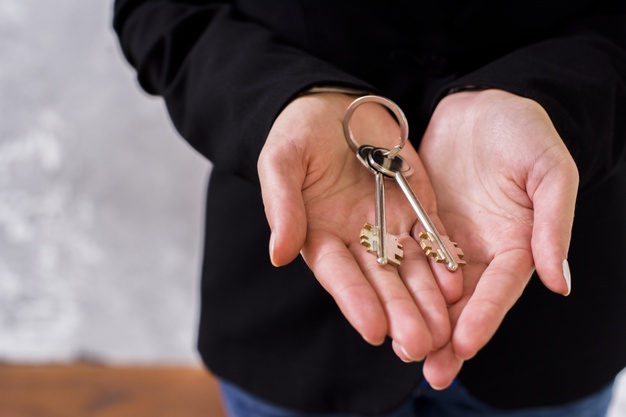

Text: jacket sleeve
xmin=439 ymin=9 xmax=626 ymax=190
xmin=113 ymin=0 xmax=373 ymax=182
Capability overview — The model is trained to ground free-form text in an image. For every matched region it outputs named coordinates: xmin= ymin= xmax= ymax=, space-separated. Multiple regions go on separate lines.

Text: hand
xmin=258 ymin=93 xmax=463 ymax=361
xmin=418 ymin=89 xmax=579 ymax=388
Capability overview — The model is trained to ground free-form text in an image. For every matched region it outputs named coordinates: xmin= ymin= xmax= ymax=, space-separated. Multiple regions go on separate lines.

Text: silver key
xmin=344 ymin=95 xmax=465 ymax=272
xmin=367 ymin=148 xmax=466 ymax=271
xmin=357 ymin=146 xmax=403 ymax=266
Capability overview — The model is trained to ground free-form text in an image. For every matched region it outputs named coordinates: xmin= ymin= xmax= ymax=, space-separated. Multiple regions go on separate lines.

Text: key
xmin=374 ymin=169 xmax=388 ymax=264
xmin=343 ymin=94 xmax=463 ymax=270
xmin=367 ymin=148 xmax=466 ymax=271
xmin=358 ymin=146 xmax=404 ymax=266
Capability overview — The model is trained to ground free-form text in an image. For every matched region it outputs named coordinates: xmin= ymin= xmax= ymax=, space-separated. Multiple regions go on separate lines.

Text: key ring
xmin=344 ymin=95 xmax=413 ymax=178
xmin=343 ymin=95 xmax=409 ymax=154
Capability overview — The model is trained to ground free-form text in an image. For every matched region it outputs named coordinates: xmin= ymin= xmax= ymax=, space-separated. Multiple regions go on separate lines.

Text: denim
xmin=219 ymin=379 xmax=614 ymax=417
xmin=412 ymin=380 xmax=614 ymax=417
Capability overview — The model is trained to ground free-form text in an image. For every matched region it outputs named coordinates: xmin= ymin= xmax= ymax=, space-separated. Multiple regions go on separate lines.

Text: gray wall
xmin=0 ymin=0 xmax=209 ymax=364
xmin=0 ymin=1 xmax=625 ymax=415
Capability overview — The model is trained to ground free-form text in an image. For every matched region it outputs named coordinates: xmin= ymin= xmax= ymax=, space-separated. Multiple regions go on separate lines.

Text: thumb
xmin=530 ymin=154 xmax=579 ymax=296
xmin=258 ymin=143 xmax=308 ymax=267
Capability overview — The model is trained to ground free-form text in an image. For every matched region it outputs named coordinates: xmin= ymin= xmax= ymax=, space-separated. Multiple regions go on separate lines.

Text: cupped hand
xmin=258 ymin=92 xmax=463 ymax=361
xmin=418 ymin=89 xmax=579 ymax=388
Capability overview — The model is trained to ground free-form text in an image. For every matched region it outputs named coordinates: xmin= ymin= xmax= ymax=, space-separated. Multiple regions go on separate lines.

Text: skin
xmin=257 ymin=89 xmax=579 ymax=388
xmin=419 ymin=89 xmax=578 ymax=387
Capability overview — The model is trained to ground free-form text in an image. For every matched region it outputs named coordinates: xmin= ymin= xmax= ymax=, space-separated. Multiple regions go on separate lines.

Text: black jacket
xmin=113 ymin=0 xmax=626 ymax=413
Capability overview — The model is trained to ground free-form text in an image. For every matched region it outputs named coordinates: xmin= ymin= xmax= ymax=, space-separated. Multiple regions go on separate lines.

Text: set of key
xmin=343 ymin=95 xmax=466 ymax=272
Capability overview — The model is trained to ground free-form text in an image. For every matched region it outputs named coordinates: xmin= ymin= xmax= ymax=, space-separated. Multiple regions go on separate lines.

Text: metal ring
xmin=343 ymin=95 xmax=409 ymax=153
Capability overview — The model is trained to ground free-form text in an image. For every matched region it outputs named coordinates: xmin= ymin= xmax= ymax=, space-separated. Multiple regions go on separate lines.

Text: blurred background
xmin=0 ymin=0 xmax=208 ymax=365
xmin=0 ymin=0 xmax=624 ymax=415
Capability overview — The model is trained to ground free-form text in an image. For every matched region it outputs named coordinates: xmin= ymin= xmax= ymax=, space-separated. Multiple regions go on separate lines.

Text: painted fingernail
xmin=562 ymin=259 xmax=571 ymax=296
xmin=269 ymin=233 xmax=278 ymax=267
xmin=399 ymin=344 xmax=425 ymax=362
xmin=399 ymin=344 xmax=414 ymax=362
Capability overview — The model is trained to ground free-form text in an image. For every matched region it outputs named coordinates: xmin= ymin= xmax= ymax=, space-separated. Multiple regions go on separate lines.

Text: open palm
xmin=258 ymin=92 xmax=462 ymax=361
xmin=418 ymin=89 xmax=579 ymax=387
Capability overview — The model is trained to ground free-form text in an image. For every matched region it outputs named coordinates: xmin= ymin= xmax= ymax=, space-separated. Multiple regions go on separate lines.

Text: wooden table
xmin=0 ymin=363 xmax=226 ymax=417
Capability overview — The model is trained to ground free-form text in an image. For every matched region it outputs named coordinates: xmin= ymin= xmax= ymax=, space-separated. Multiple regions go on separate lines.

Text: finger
xmin=258 ymin=144 xmax=308 ymax=267
xmin=351 ymin=239 xmax=434 ymax=360
xmin=422 ymin=342 xmax=464 ymax=390
xmin=529 ymin=156 xmax=579 ymax=296
xmin=302 ymin=231 xmax=388 ymax=345
xmin=452 ymin=249 xmax=534 ymax=360
xmin=398 ymin=235 xmax=451 ymax=350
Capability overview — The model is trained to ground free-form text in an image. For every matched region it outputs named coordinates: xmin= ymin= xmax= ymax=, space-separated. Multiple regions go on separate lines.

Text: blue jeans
xmin=219 ymin=379 xmax=614 ymax=417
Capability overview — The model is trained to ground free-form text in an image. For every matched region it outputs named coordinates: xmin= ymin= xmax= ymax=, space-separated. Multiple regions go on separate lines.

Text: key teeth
xmin=418 ymin=231 xmax=443 ymax=262
xmin=449 ymin=239 xmax=463 ymax=252
xmin=385 ymin=245 xmax=403 ymax=267
xmin=447 ymin=239 xmax=466 ymax=263
xmin=418 ymin=231 xmax=466 ymax=266
xmin=386 ymin=238 xmax=404 ymax=267
xmin=359 ymin=223 xmax=404 ymax=267
xmin=361 ymin=239 xmax=379 ymax=252
xmin=360 ymin=223 xmax=377 ymax=251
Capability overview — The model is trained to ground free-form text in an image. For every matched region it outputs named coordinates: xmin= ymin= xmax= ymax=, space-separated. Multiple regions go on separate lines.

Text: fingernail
xmin=562 ymin=259 xmax=571 ymax=296
xmin=399 ymin=344 xmax=423 ymax=362
xmin=269 ymin=233 xmax=278 ymax=267
xmin=363 ymin=335 xmax=385 ymax=347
